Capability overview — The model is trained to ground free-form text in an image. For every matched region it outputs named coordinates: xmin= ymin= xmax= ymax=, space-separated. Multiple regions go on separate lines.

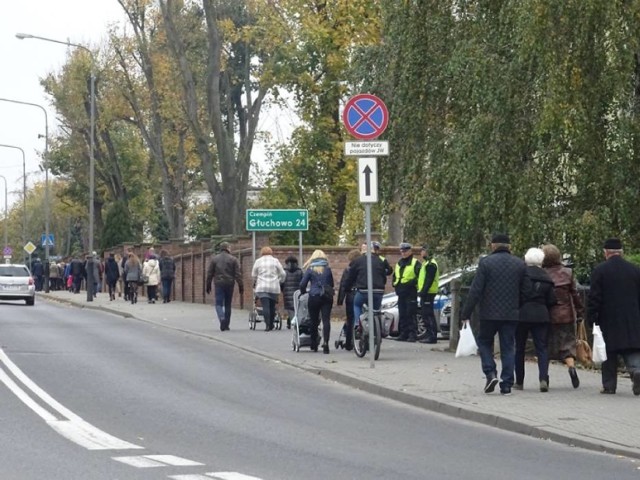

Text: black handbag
xmin=322 ymin=284 xmax=334 ymax=301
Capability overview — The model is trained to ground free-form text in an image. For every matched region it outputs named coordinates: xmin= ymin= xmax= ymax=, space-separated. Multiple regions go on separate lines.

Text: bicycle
xmin=353 ymin=307 xmax=382 ymax=360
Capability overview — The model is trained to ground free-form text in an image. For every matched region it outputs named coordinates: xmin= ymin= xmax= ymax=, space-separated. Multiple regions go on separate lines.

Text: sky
xmin=0 ymin=1 xmax=297 ymax=214
xmin=0 ymin=1 xmax=125 ymax=211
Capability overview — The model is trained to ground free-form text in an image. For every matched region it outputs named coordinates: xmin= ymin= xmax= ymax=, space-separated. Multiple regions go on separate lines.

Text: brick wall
xmin=105 ymin=237 xmax=407 ymax=313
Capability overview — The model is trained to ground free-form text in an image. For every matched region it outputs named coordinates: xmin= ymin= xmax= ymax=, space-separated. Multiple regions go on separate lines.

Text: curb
xmin=40 ymin=294 xmax=640 ymax=460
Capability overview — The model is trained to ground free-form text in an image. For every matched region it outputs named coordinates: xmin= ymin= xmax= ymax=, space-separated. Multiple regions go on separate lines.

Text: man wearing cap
xmin=418 ymin=245 xmax=439 ymax=344
xmin=393 ymin=243 xmax=422 ymax=342
xmin=372 ymin=242 xmax=393 ymax=279
xmin=205 ymin=242 xmax=244 ymax=331
xmin=461 ymin=233 xmax=530 ymax=395
xmin=588 ymin=238 xmax=640 ymax=395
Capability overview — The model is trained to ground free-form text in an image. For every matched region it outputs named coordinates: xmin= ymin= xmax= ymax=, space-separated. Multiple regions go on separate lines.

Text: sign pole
xmin=299 ymin=231 xmax=303 ymax=265
xmin=344 ymin=92 xmax=388 ymax=365
xmin=252 ymin=232 xmax=256 ymax=265
xmin=365 ymin=203 xmax=375 ymax=368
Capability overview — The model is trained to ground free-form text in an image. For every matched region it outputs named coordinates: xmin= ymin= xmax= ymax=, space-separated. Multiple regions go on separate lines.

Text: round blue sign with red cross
xmin=342 ymin=94 xmax=389 ymax=140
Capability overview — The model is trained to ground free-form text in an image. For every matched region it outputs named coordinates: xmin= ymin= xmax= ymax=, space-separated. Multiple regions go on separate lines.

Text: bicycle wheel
xmin=374 ymin=314 xmax=382 ymax=360
xmin=353 ymin=320 xmax=366 ymax=358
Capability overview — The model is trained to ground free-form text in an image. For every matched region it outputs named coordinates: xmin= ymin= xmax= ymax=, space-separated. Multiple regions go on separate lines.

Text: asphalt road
xmin=1 ymin=300 xmax=639 ymax=480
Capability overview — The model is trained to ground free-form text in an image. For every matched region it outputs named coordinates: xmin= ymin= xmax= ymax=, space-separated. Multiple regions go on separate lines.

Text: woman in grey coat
xmin=124 ymin=253 xmax=142 ymax=304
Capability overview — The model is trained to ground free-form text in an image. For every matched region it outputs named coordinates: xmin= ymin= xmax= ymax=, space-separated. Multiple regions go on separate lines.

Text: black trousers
xmin=398 ymin=293 xmax=417 ymax=338
xmin=308 ymin=294 xmax=332 ymax=346
xmin=421 ymin=293 xmax=437 ymax=341
xmin=343 ymin=291 xmax=355 ymax=347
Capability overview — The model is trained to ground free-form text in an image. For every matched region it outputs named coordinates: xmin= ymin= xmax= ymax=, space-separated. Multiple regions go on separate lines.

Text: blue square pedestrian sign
xmin=41 ymin=234 xmax=55 ymax=247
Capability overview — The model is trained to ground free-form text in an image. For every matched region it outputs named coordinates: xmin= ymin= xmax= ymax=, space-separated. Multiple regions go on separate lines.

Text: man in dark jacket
xmin=159 ymin=250 xmax=176 ymax=303
xmin=461 ymin=233 xmax=531 ymax=395
xmin=344 ymin=245 xmax=388 ymax=327
xmin=69 ymin=256 xmax=85 ymax=294
xmin=205 ymin=242 xmax=244 ymax=331
xmin=588 ymin=238 xmax=640 ymax=395
xmin=31 ymin=258 xmax=44 ymax=291
xmin=104 ymin=253 xmax=120 ymax=301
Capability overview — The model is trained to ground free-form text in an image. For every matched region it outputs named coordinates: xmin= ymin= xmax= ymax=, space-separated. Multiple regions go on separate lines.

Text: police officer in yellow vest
xmin=393 ymin=243 xmax=422 ymax=342
xmin=418 ymin=245 xmax=440 ymax=343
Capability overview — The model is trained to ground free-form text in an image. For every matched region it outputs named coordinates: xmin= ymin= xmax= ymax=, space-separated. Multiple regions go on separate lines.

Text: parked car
xmin=0 ymin=264 xmax=36 ymax=306
xmin=379 ymin=266 xmax=477 ymax=340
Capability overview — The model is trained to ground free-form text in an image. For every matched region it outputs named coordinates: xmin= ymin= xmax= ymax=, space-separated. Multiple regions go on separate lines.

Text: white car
xmin=0 ymin=264 xmax=36 ymax=306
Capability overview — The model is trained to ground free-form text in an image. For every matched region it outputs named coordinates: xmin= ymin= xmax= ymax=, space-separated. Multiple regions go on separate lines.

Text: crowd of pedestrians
xmin=37 ymin=235 xmax=640 ymax=397
xmin=461 ymin=234 xmax=640 ymax=397
xmin=38 ymin=247 xmax=176 ymax=306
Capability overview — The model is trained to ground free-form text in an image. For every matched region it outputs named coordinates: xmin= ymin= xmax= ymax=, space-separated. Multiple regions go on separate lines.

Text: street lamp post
xmin=0 ymin=144 xmax=27 ymax=257
xmin=0 ymin=97 xmax=51 ymax=291
xmin=0 ymin=175 xmax=7 ymax=252
xmin=17 ymin=32 xmax=96 ymax=301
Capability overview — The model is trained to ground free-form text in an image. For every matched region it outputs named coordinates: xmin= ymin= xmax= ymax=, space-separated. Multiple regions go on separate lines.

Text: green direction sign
xmin=246 ymin=209 xmax=309 ymax=231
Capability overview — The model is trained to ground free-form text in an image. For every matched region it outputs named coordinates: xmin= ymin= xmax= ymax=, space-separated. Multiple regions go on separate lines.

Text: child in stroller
xmin=249 ymin=293 xmax=282 ymax=330
xmin=291 ymin=290 xmax=319 ymax=351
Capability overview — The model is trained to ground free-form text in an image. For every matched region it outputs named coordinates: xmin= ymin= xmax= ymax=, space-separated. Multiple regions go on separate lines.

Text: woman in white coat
xmin=143 ymin=254 xmax=161 ymax=303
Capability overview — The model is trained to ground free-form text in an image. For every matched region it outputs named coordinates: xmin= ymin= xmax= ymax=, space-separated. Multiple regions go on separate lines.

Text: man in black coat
xmin=205 ymin=242 xmax=244 ymax=331
xmin=588 ymin=238 xmax=640 ymax=395
xmin=461 ymin=233 xmax=531 ymax=395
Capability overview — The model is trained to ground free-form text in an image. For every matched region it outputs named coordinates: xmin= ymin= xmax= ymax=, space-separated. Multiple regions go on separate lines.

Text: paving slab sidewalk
xmin=39 ymin=291 xmax=640 ymax=459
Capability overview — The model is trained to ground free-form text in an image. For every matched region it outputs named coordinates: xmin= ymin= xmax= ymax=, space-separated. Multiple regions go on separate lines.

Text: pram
xmin=249 ymin=294 xmax=282 ymax=330
xmin=291 ymin=290 xmax=319 ymax=351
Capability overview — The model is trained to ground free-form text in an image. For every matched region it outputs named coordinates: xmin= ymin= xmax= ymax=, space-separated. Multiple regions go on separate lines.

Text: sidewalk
xmin=39 ymin=290 xmax=640 ymax=459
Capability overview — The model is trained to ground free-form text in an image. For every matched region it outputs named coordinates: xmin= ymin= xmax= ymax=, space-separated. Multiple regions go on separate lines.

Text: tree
xmin=114 ymin=0 xmax=196 ymax=239
xmin=159 ymin=0 xmax=277 ymax=235
xmin=100 ymin=200 xmax=135 ymax=251
xmin=366 ymin=0 xmax=640 ymax=270
xmin=254 ymin=0 xmax=382 ymax=244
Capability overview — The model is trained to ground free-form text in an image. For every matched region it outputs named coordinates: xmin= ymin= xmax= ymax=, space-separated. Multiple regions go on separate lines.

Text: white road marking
xmin=169 ymin=474 xmax=264 ymax=480
xmin=0 ymin=348 xmax=143 ymax=450
xmin=113 ymin=456 xmax=166 ymax=468
xmin=145 ymin=455 xmax=204 ymax=466
xmin=113 ymin=455 xmax=204 ymax=468
xmin=208 ymin=473 xmax=263 ymax=480
xmin=169 ymin=475 xmax=213 ymax=480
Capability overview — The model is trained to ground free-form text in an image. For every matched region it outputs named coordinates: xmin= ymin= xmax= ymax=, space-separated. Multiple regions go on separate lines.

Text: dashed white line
xmin=146 ymin=455 xmax=205 ymax=466
xmin=113 ymin=455 xmax=204 ymax=468
xmin=208 ymin=473 xmax=263 ymax=480
xmin=113 ymin=456 xmax=167 ymax=468
xmin=169 ymin=475 xmax=263 ymax=480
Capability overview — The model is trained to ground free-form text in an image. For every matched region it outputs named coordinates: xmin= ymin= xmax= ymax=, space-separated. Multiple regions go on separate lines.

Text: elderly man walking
xmin=461 ymin=233 xmax=531 ymax=395
xmin=206 ymin=242 xmax=244 ymax=331
xmin=588 ymin=238 xmax=640 ymax=395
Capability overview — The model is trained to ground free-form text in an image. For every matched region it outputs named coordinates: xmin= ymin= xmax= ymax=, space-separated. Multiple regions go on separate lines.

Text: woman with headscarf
xmin=299 ymin=249 xmax=335 ymax=353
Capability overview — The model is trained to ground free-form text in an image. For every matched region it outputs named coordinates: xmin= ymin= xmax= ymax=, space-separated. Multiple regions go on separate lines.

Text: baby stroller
xmin=291 ymin=290 xmax=319 ymax=351
xmin=249 ymin=293 xmax=282 ymax=330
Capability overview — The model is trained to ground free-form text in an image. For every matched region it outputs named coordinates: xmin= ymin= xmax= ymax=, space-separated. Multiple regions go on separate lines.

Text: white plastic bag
xmin=592 ymin=324 xmax=607 ymax=365
xmin=455 ymin=320 xmax=478 ymax=358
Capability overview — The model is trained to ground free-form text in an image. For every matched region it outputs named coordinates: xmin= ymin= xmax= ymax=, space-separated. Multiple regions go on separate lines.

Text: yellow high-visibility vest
xmin=393 ymin=258 xmax=418 ymax=286
xmin=417 ymin=258 xmax=439 ymax=294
